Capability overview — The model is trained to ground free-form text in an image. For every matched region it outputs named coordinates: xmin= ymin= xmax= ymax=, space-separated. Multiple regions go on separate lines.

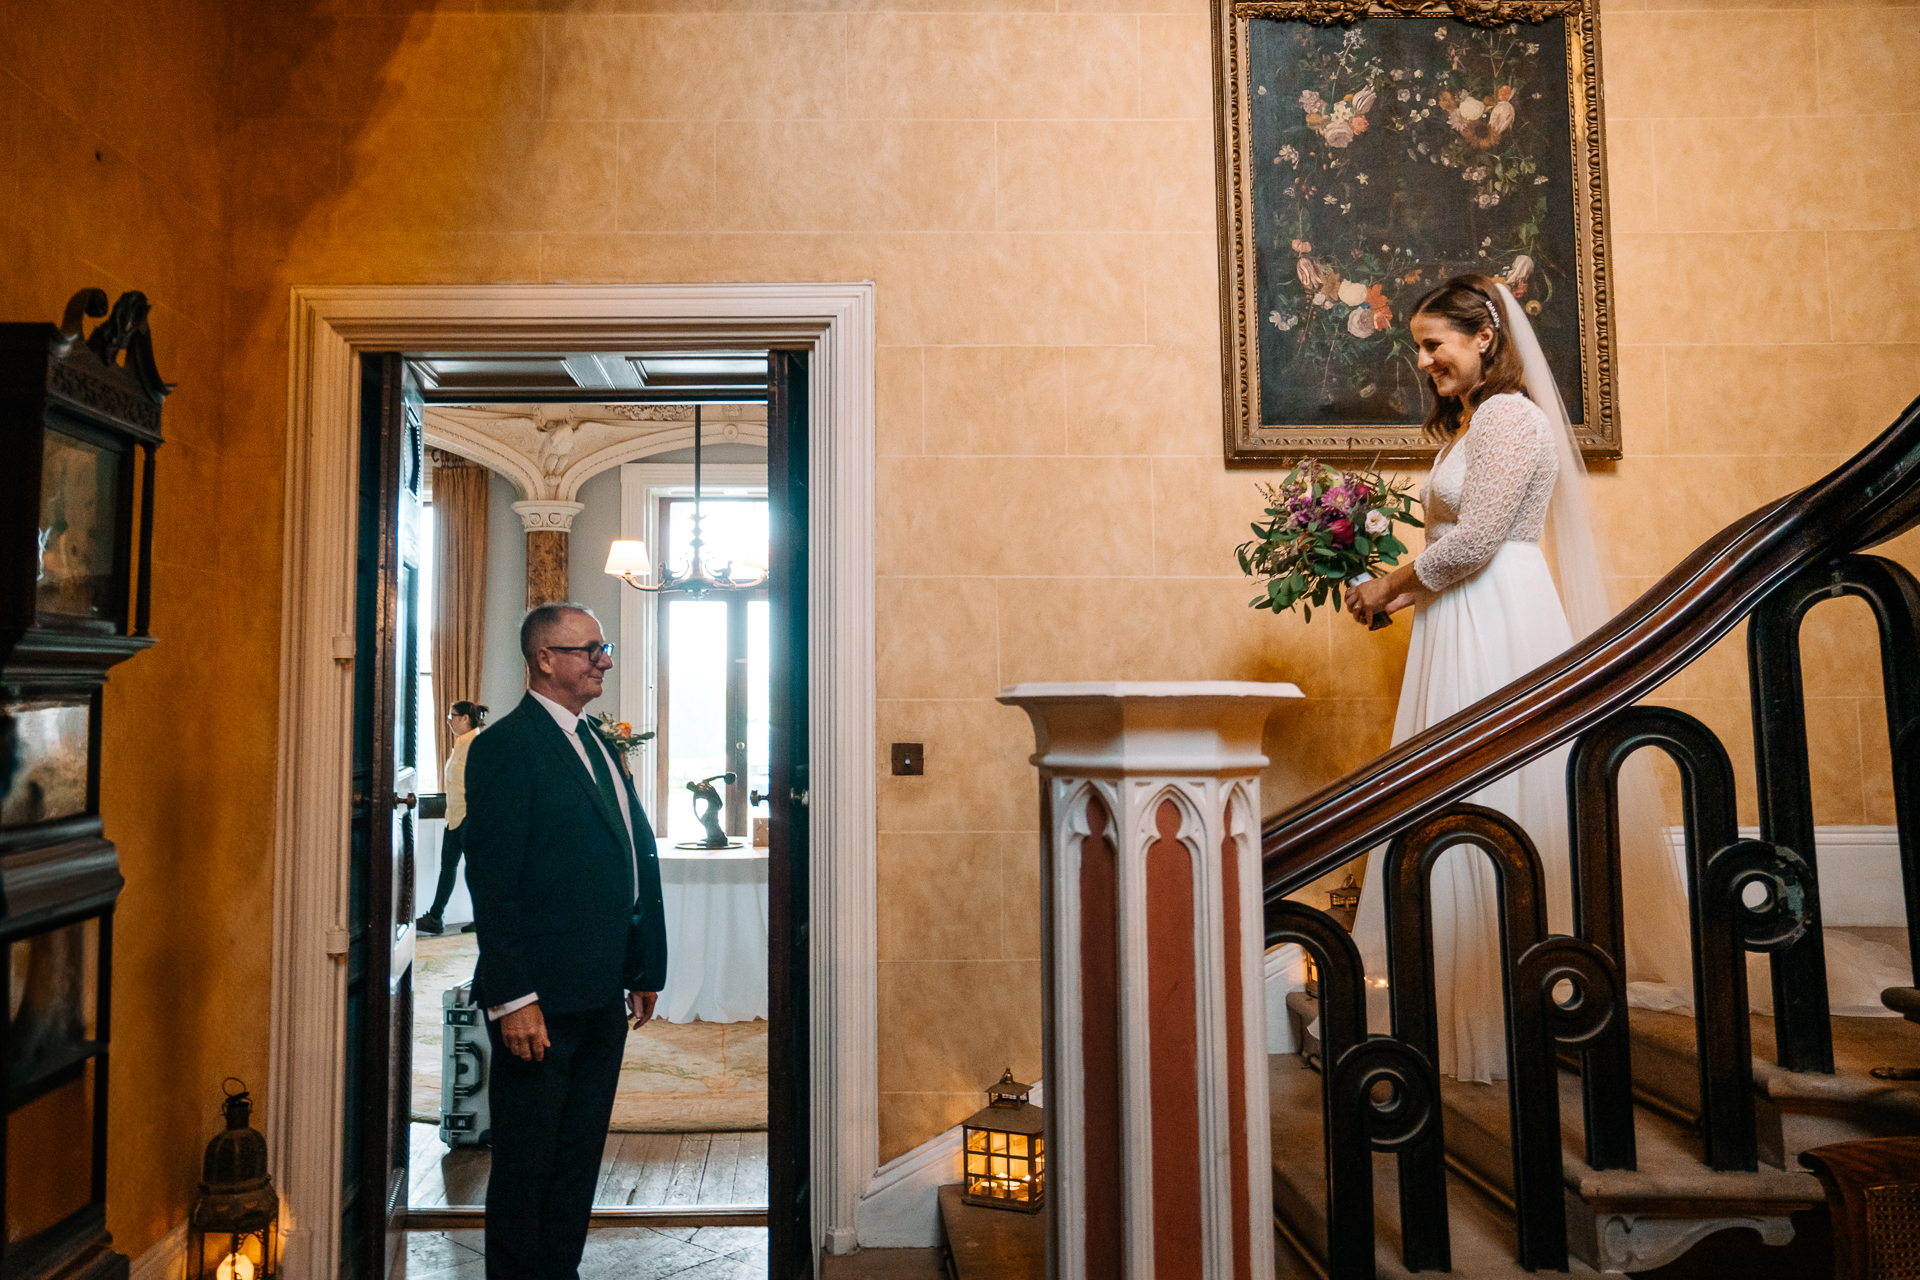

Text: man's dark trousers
xmin=483 ymin=998 xmax=627 ymax=1280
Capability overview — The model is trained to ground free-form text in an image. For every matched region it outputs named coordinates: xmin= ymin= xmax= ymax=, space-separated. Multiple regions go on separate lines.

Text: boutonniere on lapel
xmin=591 ymin=713 xmax=654 ymax=781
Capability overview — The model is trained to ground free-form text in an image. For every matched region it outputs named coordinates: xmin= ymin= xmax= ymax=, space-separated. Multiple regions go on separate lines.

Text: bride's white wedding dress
xmin=1346 ymin=389 xmax=1912 ymax=1085
xmin=1348 ymin=390 xmax=1588 ymax=1084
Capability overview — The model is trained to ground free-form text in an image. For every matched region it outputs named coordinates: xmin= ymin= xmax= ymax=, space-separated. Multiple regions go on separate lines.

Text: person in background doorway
xmin=418 ymin=700 xmax=487 ymax=936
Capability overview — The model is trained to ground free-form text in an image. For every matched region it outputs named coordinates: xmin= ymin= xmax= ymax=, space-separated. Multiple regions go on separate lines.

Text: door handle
xmin=394 ymin=793 xmax=417 ymax=811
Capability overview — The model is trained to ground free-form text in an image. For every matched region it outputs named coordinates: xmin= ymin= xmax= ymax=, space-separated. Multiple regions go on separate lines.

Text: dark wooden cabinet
xmin=0 ymin=289 xmax=168 ymax=1280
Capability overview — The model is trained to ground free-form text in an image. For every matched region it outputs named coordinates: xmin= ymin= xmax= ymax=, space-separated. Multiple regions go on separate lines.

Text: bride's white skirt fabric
xmin=1351 ymin=541 xmax=1579 ymax=1083
xmin=1348 ymin=542 xmax=1913 ymax=1084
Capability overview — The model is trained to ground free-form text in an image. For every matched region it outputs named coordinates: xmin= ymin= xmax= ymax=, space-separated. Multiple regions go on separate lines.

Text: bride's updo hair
xmin=1409 ymin=273 xmax=1528 ymax=442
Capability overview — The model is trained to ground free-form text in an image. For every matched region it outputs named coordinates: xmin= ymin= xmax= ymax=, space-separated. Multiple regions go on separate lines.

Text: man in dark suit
xmin=463 ymin=602 xmax=667 ymax=1279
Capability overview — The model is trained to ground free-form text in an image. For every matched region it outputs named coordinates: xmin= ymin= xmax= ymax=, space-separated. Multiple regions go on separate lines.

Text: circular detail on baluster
xmin=1331 ymin=1037 xmax=1438 ymax=1152
xmin=1708 ymin=839 xmax=1814 ymax=953
xmin=1515 ymin=936 xmax=1619 ymax=1047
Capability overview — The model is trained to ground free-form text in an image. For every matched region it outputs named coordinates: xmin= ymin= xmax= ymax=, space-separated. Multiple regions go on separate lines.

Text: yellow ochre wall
xmin=5 ymin=0 xmax=1919 ymax=1249
xmin=1 ymin=0 xmax=260 ymax=1258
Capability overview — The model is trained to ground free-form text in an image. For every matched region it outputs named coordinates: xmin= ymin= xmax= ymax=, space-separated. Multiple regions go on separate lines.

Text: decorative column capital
xmin=510 ymin=500 xmax=585 ymax=532
xmin=998 ymin=681 xmax=1303 ymax=781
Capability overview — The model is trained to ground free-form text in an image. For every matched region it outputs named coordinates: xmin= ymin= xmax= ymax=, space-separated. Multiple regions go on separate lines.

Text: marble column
xmin=511 ymin=501 xmax=584 ymax=610
xmin=997 ymin=681 xmax=1303 ymax=1280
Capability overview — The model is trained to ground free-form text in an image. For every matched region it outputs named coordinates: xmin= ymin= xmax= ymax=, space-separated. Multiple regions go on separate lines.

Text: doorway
xmin=351 ymin=353 xmax=806 ymax=1274
xmin=401 ymin=393 xmax=782 ymax=1225
xmin=269 ymin=286 xmax=877 ymax=1280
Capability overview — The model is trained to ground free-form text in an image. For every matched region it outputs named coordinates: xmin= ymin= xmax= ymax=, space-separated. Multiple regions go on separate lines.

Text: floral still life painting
xmin=1235 ymin=461 xmax=1423 ymax=625
xmin=1215 ymin=1 xmax=1617 ymax=463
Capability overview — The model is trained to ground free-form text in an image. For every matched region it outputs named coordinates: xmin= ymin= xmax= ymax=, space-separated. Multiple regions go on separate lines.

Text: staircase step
xmin=935 ymin=1184 xmax=1042 ymax=1280
xmin=1270 ymin=1053 xmax=1606 ymax=1279
xmin=1628 ymin=1008 xmax=1920 ymax=1167
xmin=1438 ymin=1069 xmax=1823 ymax=1272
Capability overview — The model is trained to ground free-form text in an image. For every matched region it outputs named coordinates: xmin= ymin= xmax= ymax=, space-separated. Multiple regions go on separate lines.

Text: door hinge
xmin=324 ymin=927 xmax=351 ymax=956
xmin=791 ymin=788 xmax=809 ymax=807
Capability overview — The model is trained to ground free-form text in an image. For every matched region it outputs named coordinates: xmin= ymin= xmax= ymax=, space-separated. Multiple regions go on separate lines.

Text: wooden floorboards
xmin=408 ymin=1123 xmax=769 ymax=1212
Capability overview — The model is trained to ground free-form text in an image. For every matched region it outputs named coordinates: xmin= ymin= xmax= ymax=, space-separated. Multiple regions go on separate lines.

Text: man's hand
xmin=501 ymin=1003 xmax=550 ymax=1062
xmin=627 ymin=991 xmax=658 ymax=1030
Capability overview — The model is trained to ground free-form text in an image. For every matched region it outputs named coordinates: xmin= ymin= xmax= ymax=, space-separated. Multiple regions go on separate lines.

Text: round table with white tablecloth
xmin=654 ymin=846 xmax=769 ymax=1024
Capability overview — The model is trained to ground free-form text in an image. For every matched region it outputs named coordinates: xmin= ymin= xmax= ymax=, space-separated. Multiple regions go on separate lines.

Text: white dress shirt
xmin=487 ymin=691 xmax=640 ymax=1020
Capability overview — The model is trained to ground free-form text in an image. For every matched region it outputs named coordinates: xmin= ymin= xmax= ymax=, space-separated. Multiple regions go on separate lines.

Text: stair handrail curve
xmin=1260 ymin=392 xmax=1920 ymax=903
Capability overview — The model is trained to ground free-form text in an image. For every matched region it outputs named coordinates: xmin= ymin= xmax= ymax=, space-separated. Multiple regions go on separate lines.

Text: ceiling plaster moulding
xmin=423 ymin=402 xmax=768 ymax=503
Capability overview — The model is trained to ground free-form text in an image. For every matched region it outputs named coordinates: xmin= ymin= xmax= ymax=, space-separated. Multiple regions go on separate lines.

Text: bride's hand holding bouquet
xmin=1235 ymin=461 xmax=1422 ymax=628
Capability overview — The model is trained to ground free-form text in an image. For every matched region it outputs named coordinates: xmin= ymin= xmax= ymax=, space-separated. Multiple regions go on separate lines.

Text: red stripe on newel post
xmin=998 ymin=682 xmax=1304 ymax=1280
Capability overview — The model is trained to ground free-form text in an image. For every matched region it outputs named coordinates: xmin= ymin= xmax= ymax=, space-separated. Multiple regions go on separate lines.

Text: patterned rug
xmin=412 ymin=934 xmax=767 ymax=1132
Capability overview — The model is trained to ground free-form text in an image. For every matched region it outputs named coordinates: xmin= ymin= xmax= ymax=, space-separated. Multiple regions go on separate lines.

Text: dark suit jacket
xmin=463 ymin=693 xmax=668 ymax=1013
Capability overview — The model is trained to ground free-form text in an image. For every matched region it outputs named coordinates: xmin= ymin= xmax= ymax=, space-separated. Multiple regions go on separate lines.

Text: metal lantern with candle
xmin=961 ymin=1069 xmax=1045 ymax=1213
xmin=188 ymin=1081 xmax=279 ymax=1280
xmin=1327 ymin=870 xmax=1362 ymax=932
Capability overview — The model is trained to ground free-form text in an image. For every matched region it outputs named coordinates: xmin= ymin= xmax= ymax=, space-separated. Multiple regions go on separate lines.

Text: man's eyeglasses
xmin=545 ymin=642 xmax=616 ymax=661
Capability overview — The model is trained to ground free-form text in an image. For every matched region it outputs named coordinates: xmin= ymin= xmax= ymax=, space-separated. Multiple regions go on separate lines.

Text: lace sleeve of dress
xmin=1412 ymin=396 xmax=1545 ymax=592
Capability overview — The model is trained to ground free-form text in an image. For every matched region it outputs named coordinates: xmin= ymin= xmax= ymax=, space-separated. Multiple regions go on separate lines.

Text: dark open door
xmin=345 ymin=353 xmax=422 ymax=1280
xmin=766 ymin=350 xmax=812 ymax=1277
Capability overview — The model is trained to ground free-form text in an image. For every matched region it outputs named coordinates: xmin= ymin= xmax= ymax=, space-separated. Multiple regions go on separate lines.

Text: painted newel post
xmin=997 ymin=682 xmax=1303 ymax=1280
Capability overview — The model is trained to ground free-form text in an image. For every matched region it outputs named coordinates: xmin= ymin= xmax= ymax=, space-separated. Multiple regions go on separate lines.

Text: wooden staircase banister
xmin=1261 ymin=392 xmax=1920 ymax=903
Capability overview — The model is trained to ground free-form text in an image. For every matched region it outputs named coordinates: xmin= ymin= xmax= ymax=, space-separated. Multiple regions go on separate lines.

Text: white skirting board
xmin=854 ymin=1083 xmax=1044 ymax=1247
xmin=130 ymin=1220 xmax=189 ymax=1280
xmin=1260 ymin=826 xmax=1907 ymax=1053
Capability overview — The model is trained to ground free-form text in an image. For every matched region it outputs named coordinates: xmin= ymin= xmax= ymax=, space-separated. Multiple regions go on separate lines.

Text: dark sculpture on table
xmin=677 ymin=772 xmax=741 ymax=850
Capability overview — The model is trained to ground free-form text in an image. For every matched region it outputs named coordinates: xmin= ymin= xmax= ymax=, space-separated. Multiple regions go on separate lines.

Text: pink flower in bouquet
xmin=1328 ymin=518 xmax=1355 ymax=546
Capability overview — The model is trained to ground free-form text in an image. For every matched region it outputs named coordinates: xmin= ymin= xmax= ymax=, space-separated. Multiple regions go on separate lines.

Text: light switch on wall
xmin=891 ymin=742 xmax=924 ymax=776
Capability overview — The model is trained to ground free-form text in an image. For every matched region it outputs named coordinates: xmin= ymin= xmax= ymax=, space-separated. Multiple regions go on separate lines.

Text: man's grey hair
xmin=520 ymin=602 xmax=598 ymax=661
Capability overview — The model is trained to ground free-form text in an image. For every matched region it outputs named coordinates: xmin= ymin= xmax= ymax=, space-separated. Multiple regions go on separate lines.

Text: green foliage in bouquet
xmin=1236 ymin=461 xmax=1423 ymax=622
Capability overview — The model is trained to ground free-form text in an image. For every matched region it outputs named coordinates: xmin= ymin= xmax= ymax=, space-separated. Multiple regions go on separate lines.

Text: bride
xmin=1342 ymin=273 xmax=1691 ymax=1083
xmin=1343 ymin=274 xmax=1910 ymax=1083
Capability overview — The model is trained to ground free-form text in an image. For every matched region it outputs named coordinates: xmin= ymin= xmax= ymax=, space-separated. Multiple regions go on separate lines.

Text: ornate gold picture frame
xmin=1213 ymin=0 xmax=1619 ymax=464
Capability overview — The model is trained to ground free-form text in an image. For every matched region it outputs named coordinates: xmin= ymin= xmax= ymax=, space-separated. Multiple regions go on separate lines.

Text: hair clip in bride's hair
xmin=1483 ymin=297 xmax=1501 ymax=329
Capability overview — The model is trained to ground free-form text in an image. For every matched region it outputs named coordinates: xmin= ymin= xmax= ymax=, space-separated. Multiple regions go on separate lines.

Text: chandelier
xmin=604 ymin=405 xmax=768 ymax=596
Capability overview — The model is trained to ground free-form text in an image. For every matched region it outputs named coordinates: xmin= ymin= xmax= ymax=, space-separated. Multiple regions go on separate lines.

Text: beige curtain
xmin=433 ymin=464 xmax=490 ymax=770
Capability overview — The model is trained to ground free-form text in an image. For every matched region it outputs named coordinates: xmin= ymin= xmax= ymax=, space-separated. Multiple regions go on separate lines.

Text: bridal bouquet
xmin=1236 ymin=462 xmax=1422 ymax=625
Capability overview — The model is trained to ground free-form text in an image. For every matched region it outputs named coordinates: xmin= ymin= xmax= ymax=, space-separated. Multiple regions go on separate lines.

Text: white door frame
xmin=268 ymin=284 xmax=877 ymax=1277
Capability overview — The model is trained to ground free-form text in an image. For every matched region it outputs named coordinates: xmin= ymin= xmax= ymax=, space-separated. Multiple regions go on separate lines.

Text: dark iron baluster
xmin=1831 ymin=557 xmax=1920 ymax=988
xmin=1268 ymin=904 xmax=1376 ymax=1280
xmin=1750 ymin=552 xmax=1920 ymax=1070
xmin=1900 ymin=720 xmax=1920 ymax=991
xmin=1695 ymin=836 xmax=1817 ymax=1163
xmin=1388 ymin=805 xmax=1571 ymax=1271
xmin=1569 ymin=706 xmax=1743 ymax=1170
xmin=1270 ymin=901 xmax=1448 ymax=1278
xmin=1749 ymin=566 xmax=1839 ymax=1071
